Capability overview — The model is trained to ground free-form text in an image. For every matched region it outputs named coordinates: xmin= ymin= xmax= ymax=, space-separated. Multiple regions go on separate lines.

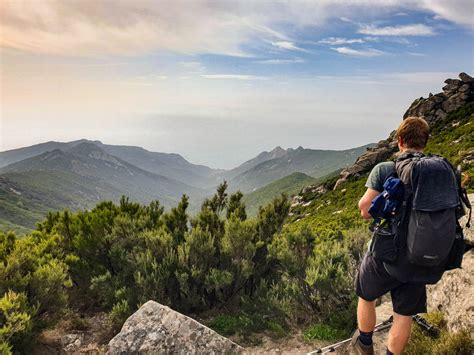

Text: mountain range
xmin=0 ymin=139 xmax=371 ymax=233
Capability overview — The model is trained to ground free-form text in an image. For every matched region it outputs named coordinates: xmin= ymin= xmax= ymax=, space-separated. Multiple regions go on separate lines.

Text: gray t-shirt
xmin=365 ymin=161 xmax=396 ymax=192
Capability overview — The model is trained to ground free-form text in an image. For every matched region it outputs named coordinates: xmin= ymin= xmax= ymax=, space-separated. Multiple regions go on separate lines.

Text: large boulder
xmin=428 ymin=250 xmax=473 ymax=333
xmin=107 ymin=301 xmax=244 ymax=354
xmin=427 ymin=194 xmax=474 ymax=333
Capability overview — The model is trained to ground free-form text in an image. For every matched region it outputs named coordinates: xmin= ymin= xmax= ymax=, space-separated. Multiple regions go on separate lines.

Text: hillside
xmin=0 ymin=139 xmax=221 ymax=188
xmin=227 ymin=145 xmax=371 ymax=193
xmin=0 ymin=170 xmax=120 ymax=233
xmin=0 ymin=143 xmax=207 ymax=233
xmin=289 ymin=73 xmax=473 ymax=235
xmin=242 ymin=171 xmax=340 ymax=217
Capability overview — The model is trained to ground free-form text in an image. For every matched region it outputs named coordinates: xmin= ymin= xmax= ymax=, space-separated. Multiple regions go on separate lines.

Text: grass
xmin=243 ymin=172 xmax=326 ymax=216
xmin=303 ymin=323 xmax=346 ymax=341
xmin=425 ymin=102 xmax=474 ymax=190
xmin=406 ymin=312 xmax=474 ymax=354
xmin=208 ymin=312 xmax=287 ymax=345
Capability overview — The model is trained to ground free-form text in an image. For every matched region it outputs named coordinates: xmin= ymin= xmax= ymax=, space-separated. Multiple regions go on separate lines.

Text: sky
xmin=1 ymin=0 xmax=473 ymax=169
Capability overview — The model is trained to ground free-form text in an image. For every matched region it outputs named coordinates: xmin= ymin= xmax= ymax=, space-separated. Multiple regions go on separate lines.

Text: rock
xmin=460 ymin=194 xmax=474 ymax=244
xmin=428 ymin=194 xmax=473 ymax=333
xmin=428 ymin=249 xmax=474 ymax=333
xmin=442 ymin=93 xmax=468 ymax=113
xmin=107 ymin=301 xmax=244 ymax=354
xmin=333 ymin=143 xmax=396 ymax=189
xmin=333 ymin=73 xmax=473 ymax=189
xmin=459 ymin=83 xmax=471 ymax=93
xmin=62 ymin=333 xmax=84 ymax=353
xmin=459 ymin=72 xmax=473 ymax=83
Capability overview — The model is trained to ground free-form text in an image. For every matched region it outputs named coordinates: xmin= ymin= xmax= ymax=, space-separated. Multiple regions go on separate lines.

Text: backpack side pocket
xmin=370 ymin=227 xmax=397 ymax=263
xmin=445 ymin=227 xmax=465 ymax=270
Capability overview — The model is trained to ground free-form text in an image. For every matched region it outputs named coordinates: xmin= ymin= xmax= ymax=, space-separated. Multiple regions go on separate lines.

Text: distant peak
xmin=69 ymin=141 xmax=106 ymax=155
xmin=296 ymin=146 xmax=304 ymax=151
xmin=271 ymin=146 xmax=285 ymax=153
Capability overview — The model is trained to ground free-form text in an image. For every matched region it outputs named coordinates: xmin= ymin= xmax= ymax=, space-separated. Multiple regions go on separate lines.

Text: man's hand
xmin=358 ymin=188 xmax=380 ymax=220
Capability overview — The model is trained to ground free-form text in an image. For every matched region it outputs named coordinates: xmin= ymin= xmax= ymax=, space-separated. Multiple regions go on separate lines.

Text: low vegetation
xmin=406 ymin=312 xmax=474 ymax=355
xmin=0 ymin=181 xmax=366 ymax=353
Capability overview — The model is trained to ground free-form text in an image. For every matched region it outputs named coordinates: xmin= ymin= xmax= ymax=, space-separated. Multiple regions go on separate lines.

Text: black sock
xmin=386 ymin=349 xmax=394 ymax=355
xmin=358 ymin=329 xmax=373 ymax=346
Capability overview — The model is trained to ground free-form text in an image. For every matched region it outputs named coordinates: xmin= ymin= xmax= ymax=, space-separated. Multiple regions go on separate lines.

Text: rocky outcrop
xmin=107 ymin=301 xmax=244 ymax=354
xmin=333 ymin=72 xmax=474 ymax=189
xmin=428 ymin=194 xmax=473 ymax=334
xmin=428 ymin=250 xmax=474 ymax=334
xmin=333 ymin=139 xmax=398 ymax=189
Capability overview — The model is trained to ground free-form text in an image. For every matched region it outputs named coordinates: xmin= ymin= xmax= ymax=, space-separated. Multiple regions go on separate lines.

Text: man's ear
xmin=398 ymin=136 xmax=404 ymax=147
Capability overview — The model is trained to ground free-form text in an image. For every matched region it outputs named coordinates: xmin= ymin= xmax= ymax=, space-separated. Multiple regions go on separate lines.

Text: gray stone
xmin=444 ymin=78 xmax=462 ymax=85
xmin=107 ymin=301 xmax=244 ymax=355
xmin=459 ymin=83 xmax=471 ymax=93
xmin=460 ymin=194 xmax=473 ymax=244
xmin=427 ymin=194 xmax=473 ymax=333
xmin=428 ymin=249 xmax=474 ymax=333
xmin=459 ymin=72 xmax=473 ymax=83
xmin=62 ymin=333 xmax=84 ymax=353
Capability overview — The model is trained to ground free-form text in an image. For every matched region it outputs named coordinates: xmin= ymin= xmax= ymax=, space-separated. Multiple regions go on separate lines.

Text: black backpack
xmin=395 ymin=152 xmax=470 ymax=269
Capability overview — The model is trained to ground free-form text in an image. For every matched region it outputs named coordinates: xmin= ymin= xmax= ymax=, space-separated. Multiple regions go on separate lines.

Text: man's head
xmin=396 ymin=117 xmax=429 ymax=152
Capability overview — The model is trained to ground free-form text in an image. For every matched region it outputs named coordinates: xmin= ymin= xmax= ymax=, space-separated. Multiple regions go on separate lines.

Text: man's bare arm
xmin=358 ymin=188 xmax=380 ymax=220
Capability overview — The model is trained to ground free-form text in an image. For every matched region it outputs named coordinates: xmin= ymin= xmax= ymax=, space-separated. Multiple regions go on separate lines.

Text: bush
xmin=0 ymin=290 xmax=34 ymax=352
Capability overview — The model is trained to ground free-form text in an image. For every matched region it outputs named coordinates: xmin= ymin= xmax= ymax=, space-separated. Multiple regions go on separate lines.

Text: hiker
xmin=351 ymin=117 xmax=460 ymax=355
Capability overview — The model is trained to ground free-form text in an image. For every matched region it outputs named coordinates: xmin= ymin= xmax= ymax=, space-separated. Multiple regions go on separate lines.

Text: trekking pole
xmin=412 ymin=315 xmax=438 ymax=337
xmin=306 ymin=316 xmax=393 ymax=354
xmin=306 ymin=314 xmax=437 ymax=354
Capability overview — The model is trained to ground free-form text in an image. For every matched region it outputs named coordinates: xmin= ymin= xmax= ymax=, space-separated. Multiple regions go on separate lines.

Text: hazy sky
xmin=1 ymin=0 xmax=473 ymax=169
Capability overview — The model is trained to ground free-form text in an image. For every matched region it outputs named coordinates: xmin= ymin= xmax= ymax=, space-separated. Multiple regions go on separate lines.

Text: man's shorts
xmin=355 ymin=253 xmax=427 ymax=316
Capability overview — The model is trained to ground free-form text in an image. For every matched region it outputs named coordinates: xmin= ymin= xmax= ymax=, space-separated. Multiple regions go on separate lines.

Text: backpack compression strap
xmin=460 ymin=172 xmax=472 ymax=228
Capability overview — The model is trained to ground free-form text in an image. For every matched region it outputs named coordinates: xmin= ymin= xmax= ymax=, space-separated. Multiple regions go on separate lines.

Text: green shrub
xmin=0 ymin=290 xmax=34 ymax=352
xmin=109 ymin=299 xmax=131 ymax=330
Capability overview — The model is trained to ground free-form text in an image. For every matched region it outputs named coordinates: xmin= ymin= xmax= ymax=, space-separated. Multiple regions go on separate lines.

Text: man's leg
xmin=357 ymin=297 xmax=376 ymax=332
xmin=387 ymin=312 xmax=412 ymax=355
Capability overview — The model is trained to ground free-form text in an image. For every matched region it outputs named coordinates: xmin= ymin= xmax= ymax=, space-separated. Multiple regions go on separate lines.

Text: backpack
xmin=395 ymin=152 xmax=467 ymax=268
xmin=368 ymin=152 xmax=471 ymax=276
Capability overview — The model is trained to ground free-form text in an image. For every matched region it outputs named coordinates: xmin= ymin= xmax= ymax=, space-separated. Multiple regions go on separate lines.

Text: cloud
xmin=419 ymin=0 xmax=473 ymax=27
xmin=332 ymin=47 xmax=386 ymax=57
xmin=256 ymin=58 xmax=304 ymax=64
xmin=271 ymin=41 xmax=306 ymax=52
xmin=358 ymin=24 xmax=435 ymax=36
xmin=319 ymin=37 xmax=365 ymax=45
xmin=200 ymin=74 xmax=267 ymax=80
xmin=178 ymin=61 xmax=206 ymax=74
xmin=0 ymin=0 xmax=471 ymax=57
xmin=0 ymin=0 xmax=264 ymax=57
